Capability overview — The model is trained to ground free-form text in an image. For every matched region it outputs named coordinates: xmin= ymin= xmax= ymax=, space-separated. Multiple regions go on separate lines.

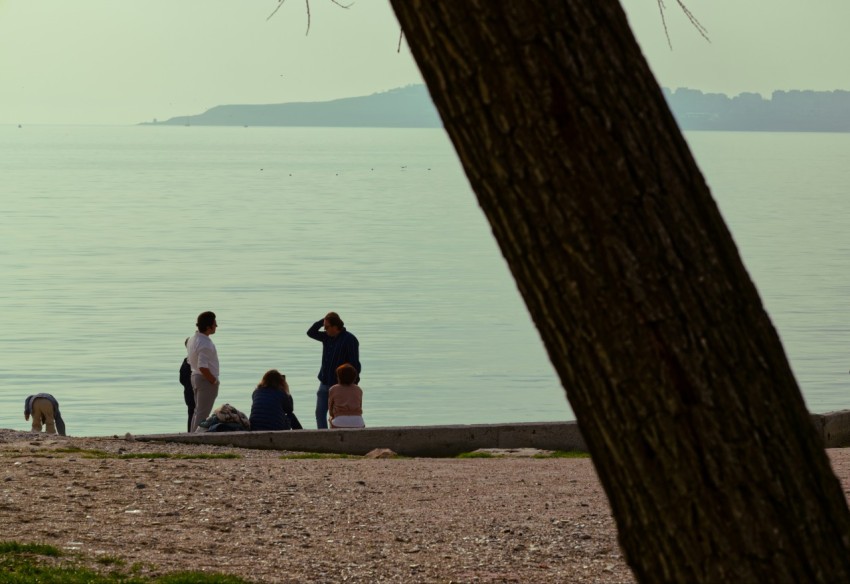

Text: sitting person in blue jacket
xmin=249 ymin=369 xmax=301 ymax=431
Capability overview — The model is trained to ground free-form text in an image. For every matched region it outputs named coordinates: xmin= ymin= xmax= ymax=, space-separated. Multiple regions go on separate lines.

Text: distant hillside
xmin=663 ymin=88 xmax=850 ymax=132
xmin=144 ymin=84 xmax=850 ymax=132
xmin=145 ymin=85 xmax=441 ymax=128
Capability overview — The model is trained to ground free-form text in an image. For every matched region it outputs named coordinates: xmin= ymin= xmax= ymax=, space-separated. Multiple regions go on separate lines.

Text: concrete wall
xmin=811 ymin=410 xmax=850 ymax=448
xmin=134 ymin=412 xmax=850 ymax=457
xmin=136 ymin=421 xmax=587 ymax=457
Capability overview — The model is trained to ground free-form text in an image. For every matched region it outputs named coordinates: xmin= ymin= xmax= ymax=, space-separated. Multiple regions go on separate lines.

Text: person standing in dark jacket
xmin=179 ymin=338 xmax=195 ymax=433
xmin=249 ymin=369 xmax=298 ymax=431
xmin=306 ymin=311 xmax=361 ymax=429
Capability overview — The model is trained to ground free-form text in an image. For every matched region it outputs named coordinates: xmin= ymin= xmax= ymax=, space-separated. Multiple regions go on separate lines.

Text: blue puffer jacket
xmin=249 ymin=386 xmax=293 ymax=431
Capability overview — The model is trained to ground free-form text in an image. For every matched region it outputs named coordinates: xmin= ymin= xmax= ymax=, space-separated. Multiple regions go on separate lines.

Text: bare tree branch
xmin=267 ymin=0 xmax=353 ymax=35
xmin=656 ymin=0 xmax=709 ymax=49
xmin=266 ymin=0 xmax=286 ymax=22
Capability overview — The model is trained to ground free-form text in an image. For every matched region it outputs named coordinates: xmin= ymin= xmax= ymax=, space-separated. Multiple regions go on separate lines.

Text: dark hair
xmin=336 ymin=363 xmax=357 ymax=385
xmin=259 ymin=369 xmax=290 ymax=394
xmin=196 ymin=311 xmax=216 ymax=333
xmin=325 ymin=311 xmax=344 ymax=329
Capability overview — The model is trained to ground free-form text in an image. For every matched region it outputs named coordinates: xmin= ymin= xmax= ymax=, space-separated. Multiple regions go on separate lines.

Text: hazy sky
xmin=2 ymin=1 xmax=850 ymax=125
xmin=0 ymin=0 xmax=421 ymax=124
xmin=621 ymin=0 xmax=850 ymax=97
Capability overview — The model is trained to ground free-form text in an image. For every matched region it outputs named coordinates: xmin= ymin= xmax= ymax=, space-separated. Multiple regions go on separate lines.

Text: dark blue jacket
xmin=306 ymin=320 xmax=361 ymax=386
xmin=249 ymin=386 xmax=294 ymax=431
xmin=179 ymin=358 xmax=192 ymax=393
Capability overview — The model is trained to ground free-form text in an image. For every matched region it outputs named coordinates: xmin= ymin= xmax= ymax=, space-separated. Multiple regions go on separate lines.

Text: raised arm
xmin=306 ymin=319 xmax=327 ymax=341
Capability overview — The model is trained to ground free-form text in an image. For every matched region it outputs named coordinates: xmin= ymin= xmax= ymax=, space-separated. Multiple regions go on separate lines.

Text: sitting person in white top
xmin=328 ymin=363 xmax=365 ymax=429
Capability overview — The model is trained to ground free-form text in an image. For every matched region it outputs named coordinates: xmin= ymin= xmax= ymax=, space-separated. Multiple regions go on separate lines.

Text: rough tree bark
xmin=390 ymin=1 xmax=850 ymax=581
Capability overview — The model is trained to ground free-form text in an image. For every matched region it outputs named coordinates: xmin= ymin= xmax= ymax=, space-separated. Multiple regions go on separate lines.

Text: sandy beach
xmin=3 ymin=429 xmax=850 ymax=583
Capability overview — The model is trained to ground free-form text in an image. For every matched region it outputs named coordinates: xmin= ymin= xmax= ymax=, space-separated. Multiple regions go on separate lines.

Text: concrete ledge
xmin=135 ymin=421 xmax=587 ymax=457
xmin=133 ymin=412 xmax=850 ymax=457
xmin=812 ymin=410 xmax=850 ymax=448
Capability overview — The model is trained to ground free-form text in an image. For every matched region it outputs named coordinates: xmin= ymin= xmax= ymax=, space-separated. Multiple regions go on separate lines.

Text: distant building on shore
xmin=663 ymin=87 xmax=850 ymax=132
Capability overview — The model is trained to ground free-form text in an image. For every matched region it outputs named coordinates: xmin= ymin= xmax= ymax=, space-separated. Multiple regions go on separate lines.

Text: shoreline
xmin=0 ymin=428 xmax=632 ymax=583
xmin=16 ymin=409 xmax=850 ymax=453
xmin=4 ymin=428 xmax=850 ymax=582
xmin=135 ymin=420 xmax=588 ymax=458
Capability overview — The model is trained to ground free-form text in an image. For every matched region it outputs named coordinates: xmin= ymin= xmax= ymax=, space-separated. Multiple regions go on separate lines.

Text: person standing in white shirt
xmin=186 ymin=311 xmax=220 ymax=432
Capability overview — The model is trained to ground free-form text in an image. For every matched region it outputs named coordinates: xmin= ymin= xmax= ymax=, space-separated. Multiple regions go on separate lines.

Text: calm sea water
xmin=687 ymin=132 xmax=850 ymax=414
xmin=1 ymin=126 xmax=848 ymax=436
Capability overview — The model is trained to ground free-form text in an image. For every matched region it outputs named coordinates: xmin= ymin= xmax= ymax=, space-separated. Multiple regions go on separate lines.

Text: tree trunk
xmin=390 ymin=1 xmax=850 ymax=581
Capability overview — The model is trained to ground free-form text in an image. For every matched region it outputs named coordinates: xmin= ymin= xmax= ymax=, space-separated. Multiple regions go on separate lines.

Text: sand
xmin=3 ymin=428 xmax=848 ymax=583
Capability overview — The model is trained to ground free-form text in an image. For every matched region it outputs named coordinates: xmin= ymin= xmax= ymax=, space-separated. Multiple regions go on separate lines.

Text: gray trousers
xmin=190 ymin=374 xmax=219 ymax=432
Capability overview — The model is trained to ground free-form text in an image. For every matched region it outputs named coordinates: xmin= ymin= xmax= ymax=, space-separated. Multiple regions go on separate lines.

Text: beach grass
xmin=456 ymin=451 xmax=498 ymax=458
xmin=0 ymin=540 xmax=250 ymax=583
xmin=48 ymin=447 xmax=242 ymax=460
xmin=533 ymin=450 xmax=590 ymax=459
xmin=2 ymin=448 xmax=241 ymax=460
xmin=0 ymin=542 xmax=63 ymax=557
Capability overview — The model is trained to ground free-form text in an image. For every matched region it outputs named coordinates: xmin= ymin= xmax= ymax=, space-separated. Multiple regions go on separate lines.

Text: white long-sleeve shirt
xmin=187 ymin=332 xmax=219 ymax=378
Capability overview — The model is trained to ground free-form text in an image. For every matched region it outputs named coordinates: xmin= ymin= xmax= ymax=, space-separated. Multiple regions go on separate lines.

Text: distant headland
xmin=142 ymin=84 xmax=441 ymax=128
xmin=142 ymin=84 xmax=850 ymax=132
xmin=665 ymin=87 xmax=850 ymax=132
